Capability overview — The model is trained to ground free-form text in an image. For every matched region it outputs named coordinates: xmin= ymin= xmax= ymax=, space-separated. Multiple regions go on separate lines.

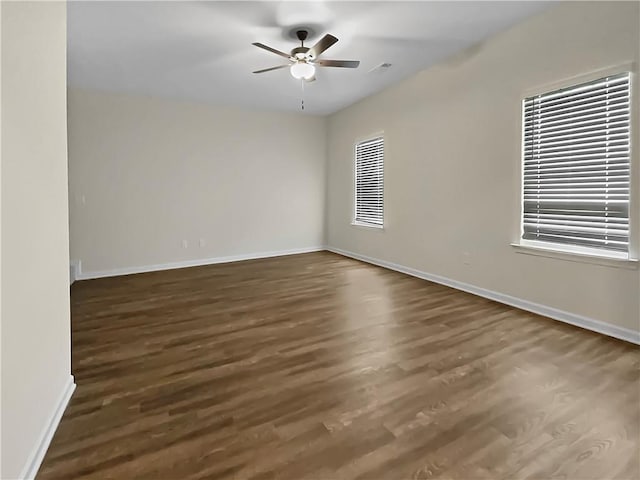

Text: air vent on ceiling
xmin=368 ymin=63 xmax=392 ymax=74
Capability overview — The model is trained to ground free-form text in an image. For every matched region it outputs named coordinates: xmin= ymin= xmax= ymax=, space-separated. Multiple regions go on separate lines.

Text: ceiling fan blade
xmin=308 ymin=34 xmax=338 ymax=58
xmin=252 ymin=42 xmax=291 ymax=59
xmin=316 ymin=59 xmax=360 ymax=68
xmin=253 ymin=65 xmax=290 ymax=74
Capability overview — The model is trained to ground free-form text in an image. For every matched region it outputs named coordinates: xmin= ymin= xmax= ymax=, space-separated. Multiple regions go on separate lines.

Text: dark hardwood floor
xmin=38 ymin=251 xmax=639 ymax=479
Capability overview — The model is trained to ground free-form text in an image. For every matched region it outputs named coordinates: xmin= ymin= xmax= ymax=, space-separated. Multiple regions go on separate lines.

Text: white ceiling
xmin=68 ymin=1 xmax=552 ymax=115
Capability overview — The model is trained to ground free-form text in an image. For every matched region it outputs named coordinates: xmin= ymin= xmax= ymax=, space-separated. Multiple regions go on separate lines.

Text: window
xmin=521 ymin=72 xmax=631 ymax=257
xmin=354 ymin=136 xmax=384 ymax=227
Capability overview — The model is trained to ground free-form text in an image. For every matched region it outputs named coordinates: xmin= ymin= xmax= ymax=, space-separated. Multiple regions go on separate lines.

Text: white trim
xmin=326 ymin=246 xmax=640 ymax=345
xmin=76 ymin=247 xmax=324 ymax=280
xmin=353 ymin=133 xmax=385 ymax=228
xmin=518 ymin=63 xmax=638 ymax=263
xmin=522 ymin=61 xmax=636 ymax=99
xmin=628 ymin=67 xmax=639 ymax=260
xmin=353 ymin=130 xmax=385 ymax=146
xmin=69 ymin=260 xmax=80 ymax=285
xmin=351 ymin=221 xmax=384 ymax=230
xmin=511 ymin=242 xmax=638 ymax=269
xmin=19 ymin=375 xmax=76 ymax=480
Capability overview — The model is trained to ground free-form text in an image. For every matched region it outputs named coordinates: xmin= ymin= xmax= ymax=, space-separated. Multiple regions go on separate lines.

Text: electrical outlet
xmin=463 ymin=252 xmax=471 ymax=266
xmin=182 ymin=240 xmax=188 ymax=249
xmin=199 ymin=238 xmax=205 ymax=248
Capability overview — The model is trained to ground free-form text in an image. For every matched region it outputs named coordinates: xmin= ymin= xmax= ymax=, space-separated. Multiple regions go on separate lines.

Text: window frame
xmin=513 ymin=63 xmax=638 ymax=267
xmin=352 ymin=133 xmax=385 ymax=229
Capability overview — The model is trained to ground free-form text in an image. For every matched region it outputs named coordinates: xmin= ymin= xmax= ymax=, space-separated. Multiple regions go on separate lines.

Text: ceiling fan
xmin=252 ymin=30 xmax=360 ymax=82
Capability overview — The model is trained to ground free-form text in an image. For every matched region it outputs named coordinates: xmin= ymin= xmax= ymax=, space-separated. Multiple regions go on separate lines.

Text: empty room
xmin=1 ymin=1 xmax=639 ymax=479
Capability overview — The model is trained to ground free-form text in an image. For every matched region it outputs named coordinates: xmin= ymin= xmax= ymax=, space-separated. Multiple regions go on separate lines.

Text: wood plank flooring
xmin=38 ymin=251 xmax=639 ymax=479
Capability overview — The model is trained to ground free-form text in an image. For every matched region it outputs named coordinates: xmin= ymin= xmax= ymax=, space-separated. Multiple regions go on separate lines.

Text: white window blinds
xmin=355 ymin=136 xmax=384 ymax=226
xmin=522 ymin=72 xmax=631 ymax=254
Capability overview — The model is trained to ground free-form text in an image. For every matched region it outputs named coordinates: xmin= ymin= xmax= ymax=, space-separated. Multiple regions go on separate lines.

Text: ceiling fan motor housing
xmin=291 ymin=46 xmax=310 ymax=59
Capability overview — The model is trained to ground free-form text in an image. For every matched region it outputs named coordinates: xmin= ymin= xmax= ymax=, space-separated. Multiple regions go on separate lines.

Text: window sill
xmin=510 ymin=242 xmax=638 ymax=269
xmin=351 ymin=221 xmax=384 ymax=231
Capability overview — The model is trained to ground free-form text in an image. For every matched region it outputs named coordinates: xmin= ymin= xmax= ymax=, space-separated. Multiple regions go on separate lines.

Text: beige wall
xmin=1 ymin=2 xmax=71 ymax=478
xmin=0 ymin=0 xmax=3 ymax=474
xmin=68 ymin=90 xmax=326 ymax=276
xmin=326 ymin=2 xmax=640 ymax=334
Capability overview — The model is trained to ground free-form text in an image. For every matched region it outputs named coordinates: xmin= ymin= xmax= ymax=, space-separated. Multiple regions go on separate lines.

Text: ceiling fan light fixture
xmin=290 ymin=61 xmax=315 ymax=80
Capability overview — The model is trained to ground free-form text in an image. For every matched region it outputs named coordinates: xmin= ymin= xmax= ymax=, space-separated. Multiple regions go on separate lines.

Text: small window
xmin=354 ymin=136 xmax=384 ymax=227
xmin=522 ymin=72 xmax=631 ymax=256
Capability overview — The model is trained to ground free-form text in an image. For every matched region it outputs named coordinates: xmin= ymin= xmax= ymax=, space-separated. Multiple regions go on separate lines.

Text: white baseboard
xmin=69 ymin=260 xmax=80 ymax=285
xmin=72 ymin=244 xmax=639 ymax=344
xmin=327 ymin=246 xmax=640 ymax=345
xmin=76 ymin=246 xmax=324 ymax=280
xmin=19 ymin=375 xmax=76 ymax=480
